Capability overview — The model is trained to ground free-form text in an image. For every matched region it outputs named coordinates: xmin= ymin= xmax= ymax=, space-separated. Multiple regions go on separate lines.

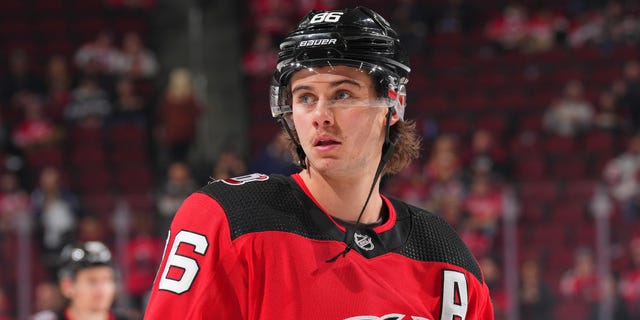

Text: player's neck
xmin=66 ymin=307 xmax=110 ymax=320
xmin=300 ymin=169 xmax=384 ymax=224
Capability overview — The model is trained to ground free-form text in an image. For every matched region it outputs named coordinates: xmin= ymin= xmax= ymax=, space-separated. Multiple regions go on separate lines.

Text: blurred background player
xmin=31 ymin=241 xmax=126 ymax=320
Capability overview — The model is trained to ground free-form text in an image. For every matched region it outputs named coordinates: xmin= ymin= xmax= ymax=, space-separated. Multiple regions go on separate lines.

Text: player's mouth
xmin=313 ymin=135 xmax=341 ymax=151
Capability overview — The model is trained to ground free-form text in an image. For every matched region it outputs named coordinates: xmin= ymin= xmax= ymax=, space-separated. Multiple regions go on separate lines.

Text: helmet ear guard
xmin=386 ymin=81 xmax=407 ymax=121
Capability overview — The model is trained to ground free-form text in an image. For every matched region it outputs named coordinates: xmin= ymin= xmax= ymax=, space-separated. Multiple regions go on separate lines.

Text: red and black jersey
xmin=144 ymin=174 xmax=494 ymax=319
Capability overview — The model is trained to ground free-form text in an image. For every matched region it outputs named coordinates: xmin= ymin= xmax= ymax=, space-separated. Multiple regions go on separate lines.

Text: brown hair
xmin=282 ymin=118 xmax=422 ymax=175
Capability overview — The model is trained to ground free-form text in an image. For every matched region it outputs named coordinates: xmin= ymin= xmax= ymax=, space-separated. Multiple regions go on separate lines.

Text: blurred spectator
xmin=422 ymin=135 xmax=464 ymax=213
xmin=479 ymin=255 xmax=507 ymax=319
xmin=602 ymin=134 xmax=640 ymax=221
xmin=11 ymin=93 xmax=60 ymax=151
xmin=114 ymin=31 xmax=158 ymax=79
xmin=519 ymin=259 xmax=554 ymax=320
xmin=560 ymin=246 xmax=600 ymax=303
xmin=599 ymin=2 xmax=634 ymax=46
xmin=242 ymin=32 xmax=278 ymax=78
xmin=155 ymin=68 xmax=202 ymax=162
xmin=32 ymin=281 xmax=64 ymax=315
xmin=76 ymin=215 xmax=109 ymax=244
xmin=212 ymin=146 xmax=248 ymax=180
xmin=390 ymin=0 xmax=429 ymax=53
xmin=461 ymin=128 xmax=509 ymax=179
xmin=249 ymin=0 xmax=295 ymax=40
xmin=463 ymin=173 xmax=504 ymax=236
xmin=568 ymin=8 xmax=605 ymax=48
xmin=74 ymin=30 xmax=120 ymax=76
xmin=437 ymin=194 xmax=464 ymax=225
xmin=592 ymin=89 xmax=623 ymax=133
xmin=620 ymin=237 xmax=640 ymax=317
xmin=568 ymin=2 xmax=640 ymax=49
xmin=543 ymin=79 xmax=594 ymax=136
xmin=64 ymin=77 xmax=113 ymax=127
xmin=615 ymin=59 xmax=640 ymax=131
xmin=433 ymin=0 xmax=476 ymax=34
xmin=484 ymin=3 xmax=530 ymax=51
xmin=1 ymin=49 xmax=44 ymax=104
xmin=124 ymin=214 xmax=163 ymax=312
xmin=156 ymin=161 xmax=197 ymax=234
xmin=524 ymin=8 xmax=568 ymax=52
xmin=384 ymin=162 xmax=428 ymax=207
xmin=31 ymin=167 xmax=80 ymax=268
xmin=0 ymin=171 xmax=31 ymax=234
xmin=109 ymin=77 xmax=146 ymax=126
xmin=44 ymin=55 xmax=74 ymax=123
xmin=458 ymin=226 xmax=492 ymax=259
xmin=249 ymin=133 xmax=297 ymax=175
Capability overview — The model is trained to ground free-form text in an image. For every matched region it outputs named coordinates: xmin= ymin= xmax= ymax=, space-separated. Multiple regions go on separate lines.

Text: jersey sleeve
xmin=143 ymin=192 xmax=244 ymax=319
xmin=478 ymin=281 xmax=495 ymax=319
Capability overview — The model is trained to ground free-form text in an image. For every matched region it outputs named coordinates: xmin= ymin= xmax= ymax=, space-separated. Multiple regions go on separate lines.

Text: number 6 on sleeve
xmin=158 ymin=230 xmax=209 ymax=294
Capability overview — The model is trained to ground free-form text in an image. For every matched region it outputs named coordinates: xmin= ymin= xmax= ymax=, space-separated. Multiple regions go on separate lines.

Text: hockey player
xmin=145 ymin=6 xmax=494 ymax=319
xmin=32 ymin=241 xmax=126 ymax=320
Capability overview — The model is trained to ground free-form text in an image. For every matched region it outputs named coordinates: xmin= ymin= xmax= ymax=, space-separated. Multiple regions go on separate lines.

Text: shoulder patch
xmin=215 ymin=173 xmax=269 ymax=186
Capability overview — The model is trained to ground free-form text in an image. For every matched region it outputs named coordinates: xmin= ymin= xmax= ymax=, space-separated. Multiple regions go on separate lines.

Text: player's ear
xmin=389 ymin=108 xmax=400 ymax=126
xmin=59 ymin=278 xmax=74 ymax=298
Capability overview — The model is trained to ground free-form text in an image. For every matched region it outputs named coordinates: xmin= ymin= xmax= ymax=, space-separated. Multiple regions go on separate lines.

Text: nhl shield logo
xmin=354 ymin=232 xmax=374 ymax=251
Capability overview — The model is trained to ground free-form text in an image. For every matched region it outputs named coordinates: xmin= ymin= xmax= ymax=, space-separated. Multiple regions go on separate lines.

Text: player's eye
xmin=335 ymin=90 xmax=352 ymax=100
xmin=296 ymin=93 xmax=315 ymax=106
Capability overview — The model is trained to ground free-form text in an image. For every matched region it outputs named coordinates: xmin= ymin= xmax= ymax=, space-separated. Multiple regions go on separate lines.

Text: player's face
xmin=290 ymin=65 xmax=398 ymax=177
xmin=63 ymin=266 xmax=116 ymax=312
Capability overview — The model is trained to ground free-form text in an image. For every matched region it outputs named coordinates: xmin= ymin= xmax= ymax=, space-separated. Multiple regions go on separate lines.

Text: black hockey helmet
xmin=58 ymin=241 xmax=114 ymax=279
xmin=270 ymin=6 xmax=411 ymax=121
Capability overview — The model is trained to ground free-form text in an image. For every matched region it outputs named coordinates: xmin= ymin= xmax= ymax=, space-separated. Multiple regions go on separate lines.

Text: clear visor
xmin=270 ymin=59 xmax=406 ymax=120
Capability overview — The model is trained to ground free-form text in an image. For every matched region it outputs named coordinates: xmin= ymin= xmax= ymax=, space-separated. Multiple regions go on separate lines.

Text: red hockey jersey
xmin=144 ymin=174 xmax=494 ymax=319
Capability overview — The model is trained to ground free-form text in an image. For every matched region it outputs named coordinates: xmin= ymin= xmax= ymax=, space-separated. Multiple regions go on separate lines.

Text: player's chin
xmin=309 ymin=158 xmax=341 ymax=174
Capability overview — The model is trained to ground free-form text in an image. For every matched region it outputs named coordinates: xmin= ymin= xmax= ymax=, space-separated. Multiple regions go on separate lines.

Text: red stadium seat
xmin=69 ymin=126 xmax=105 ymax=147
xmin=542 ymin=135 xmax=578 ymax=156
xmin=114 ymin=167 xmax=154 ymax=193
xmin=514 ymin=156 xmax=548 ymax=181
xmin=73 ymin=169 xmax=112 ymax=194
xmin=108 ymin=124 xmax=149 ymax=148
xmin=415 ymin=94 xmax=450 ymax=115
xmin=561 ymin=179 xmax=596 ymax=201
xmin=492 ymin=90 xmax=528 ymax=111
xmin=519 ymin=180 xmax=559 ymax=203
xmin=583 ymin=130 xmax=615 ymax=155
xmin=549 ymin=155 xmax=589 ymax=181
xmin=553 ymin=299 xmax=589 ymax=320
xmin=550 ymin=202 xmax=587 ymax=225
xmin=572 ymin=222 xmax=596 ymax=247
xmin=438 ymin=115 xmax=470 ymax=136
xmin=529 ymin=223 xmax=567 ymax=249
xmin=453 ymin=92 xmax=489 ymax=113
xmin=475 ymin=113 xmax=508 ymax=135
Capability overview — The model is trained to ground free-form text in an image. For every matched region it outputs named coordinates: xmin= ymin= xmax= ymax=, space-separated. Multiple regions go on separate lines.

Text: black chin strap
xmin=325 ymin=109 xmax=397 ymax=263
